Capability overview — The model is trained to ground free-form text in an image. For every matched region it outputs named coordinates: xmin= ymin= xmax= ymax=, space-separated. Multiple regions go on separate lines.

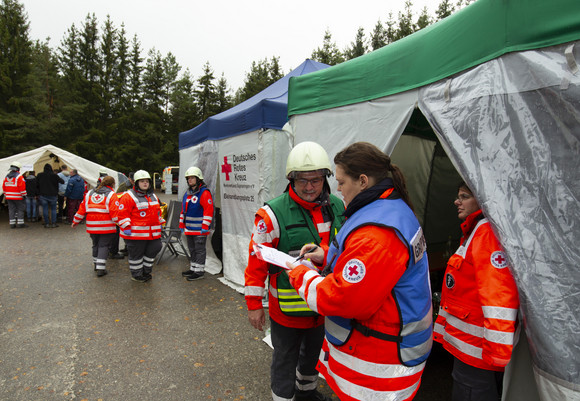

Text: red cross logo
xmin=221 ymin=156 xmax=232 ymax=181
xmin=258 ymin=221 xmax=266 ymax=232
xmin=490 ymin=251 xmax=508 ymax=269
xmin=348 ymin=265 xmax=359 ymax=276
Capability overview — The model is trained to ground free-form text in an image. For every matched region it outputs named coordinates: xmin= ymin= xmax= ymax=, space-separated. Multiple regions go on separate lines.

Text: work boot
xmin=182 ymin=270 xmax=195 ymax=277
xmin=17 ymin=223 xmax=28 ymax=228
xmin=96 ymin=269 xmax=108 ymax=277
xmin=10 ymin=224 xmax=16 ymax=229
xmin=143 ymin=273 xmax=152 ymax=281
xmin=51 ymin=223 xmax=59 ymax=228
xmin=108 ymin=253 xmax=124 ymax=259
xmin=131 ymin=275 xmax=148 ymax=283
xmin=186 ymin=272 xmax=204 ymax=281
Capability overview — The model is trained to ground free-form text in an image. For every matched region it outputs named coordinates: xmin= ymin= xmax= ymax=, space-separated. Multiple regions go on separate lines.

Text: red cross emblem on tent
xmin=342 ymin=259 xmax=366 ymax=283
xmin=490 ymin=251 xmax=508 ymax=269
xmin=221 ymin=156 xmax=232 ymax=181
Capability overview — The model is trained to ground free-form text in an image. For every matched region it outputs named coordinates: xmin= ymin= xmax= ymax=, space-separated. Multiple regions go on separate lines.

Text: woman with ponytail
xmin=71 ymin=176 xmax=119 ymax=277
xmin=286 ymin=142 xmax=432 ymax=401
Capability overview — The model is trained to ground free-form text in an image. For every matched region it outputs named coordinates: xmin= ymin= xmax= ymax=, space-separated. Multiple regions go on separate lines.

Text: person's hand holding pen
xmin=286 ymin=244 xmax=324 ymax=270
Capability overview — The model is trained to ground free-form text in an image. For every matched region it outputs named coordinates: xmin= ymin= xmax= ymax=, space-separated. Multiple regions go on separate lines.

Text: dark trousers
xmin=90 ymin=233 xmax=115 ymax=271
xmin=58 ymin=195 xmax=66 ymax=220
xmin=7 ymin=199 xmax=26 ymax=225
xmin=270 ymin=318 xmax=325 ymax=399
xmin=186 ymin=235 xmax=207 ymax=273
xmin=452 ymin=357 xmax=504 ymax=401
xmin=109 ymin=226 xmax=120 ymax=254
xmin=126 ymin=238 xmax=162 ymax=277
xmin=67 ymin=198 xmax=82 ymax=223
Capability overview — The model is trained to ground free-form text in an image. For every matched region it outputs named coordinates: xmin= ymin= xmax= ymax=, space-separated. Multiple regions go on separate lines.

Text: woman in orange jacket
xmin=71 ymin=176 xmax=119 ymax=277
xmin=286 ymin=142 xmax=433 ymax=401
xmin=434 ymin=182 xmax=520 ymax=401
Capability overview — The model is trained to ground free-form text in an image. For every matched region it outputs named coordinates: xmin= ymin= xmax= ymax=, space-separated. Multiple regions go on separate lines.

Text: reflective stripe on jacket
xmin=434 ymin=210 xmax=519 ymax=371
xmin=179 ymin=186 xmax=214 ymax=235
xmin=73 ymin=187 xmax=118 ymax=234
xmin=325 ymin=196 xmax=432 ymax=367
xmin=288 ymin=193 xmax=430 ymax=400
xmin=118 ymin=189 xmax=165 ymax=240
xmin=3 ymin=174 xmax=27 ymax=200
xmin=244 ymin=187 xmax=344 ymax=328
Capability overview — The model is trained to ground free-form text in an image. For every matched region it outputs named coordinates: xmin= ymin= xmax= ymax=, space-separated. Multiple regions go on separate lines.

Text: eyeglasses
xmin=295 ymin=177 xmax=324 ymax=187
xmin=455 ymin=194 xmax=473 ymax=202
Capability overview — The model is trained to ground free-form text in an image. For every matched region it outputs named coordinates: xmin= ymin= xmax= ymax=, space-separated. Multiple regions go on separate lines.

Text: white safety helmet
xmin=10 ymin=161 xmax=22 ymax=170
xmin=286 ymin=141 xmax=332 ymax=178
xmin=185 ymin=166 xmax=203 ymax=180
xmin=133 ymin=170 xmax=151 ymax=182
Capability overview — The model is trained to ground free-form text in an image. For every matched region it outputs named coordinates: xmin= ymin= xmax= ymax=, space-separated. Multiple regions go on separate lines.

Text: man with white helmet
xmin=2 ymin=161 xmax=28 ymax=228
xmin=180 ymin=166 xmax=214 ymax=281
xmin=117 ymin=170 xmax=165 ymax=282
xmin=244 ymin=142 xmax=345 ymax=401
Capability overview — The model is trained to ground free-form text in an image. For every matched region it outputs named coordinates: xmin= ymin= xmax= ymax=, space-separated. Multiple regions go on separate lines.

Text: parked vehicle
xmin=161 ymin=166 xmax=179 ymax=194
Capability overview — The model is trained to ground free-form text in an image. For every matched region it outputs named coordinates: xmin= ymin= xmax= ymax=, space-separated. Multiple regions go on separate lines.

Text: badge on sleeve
xmin=118 ymin=204 xmax=124 ymax=210
xmin=342 ymin=259 xmax=366 ymax=283
xmin=490 ymin=251 xmax=508 ymax=269
xmin=256 ymin=219 xmax=267 ymax=234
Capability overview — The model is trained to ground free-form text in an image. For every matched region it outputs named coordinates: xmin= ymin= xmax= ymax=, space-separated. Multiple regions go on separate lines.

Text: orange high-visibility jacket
xmin=434 ymin=210 xmax=519 ymax=371
xmin=3 ymin=174 xmax=27 ymax=200
xmin=73 ymin=187 xmax=119 ymax=234
xmin=244 ymin=187 xmax=335 ymax=329
xmin=117 ymin=189 xmax=165 ymax=240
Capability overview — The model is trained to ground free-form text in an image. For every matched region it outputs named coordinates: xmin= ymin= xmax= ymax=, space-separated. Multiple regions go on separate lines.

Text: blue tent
xmin=179 ymin=59 xmax=329 ymax=150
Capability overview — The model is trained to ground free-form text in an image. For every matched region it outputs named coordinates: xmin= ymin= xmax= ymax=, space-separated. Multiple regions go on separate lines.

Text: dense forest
xmin=0 ymin=0 xmax=472 ymax=173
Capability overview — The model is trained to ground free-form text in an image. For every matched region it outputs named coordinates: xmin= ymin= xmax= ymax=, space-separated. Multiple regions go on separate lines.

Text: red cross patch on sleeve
xmin=490 ymin=251 xmax=508 ymax=269
xmin=342 ymin=259 xmax=366 ymax=283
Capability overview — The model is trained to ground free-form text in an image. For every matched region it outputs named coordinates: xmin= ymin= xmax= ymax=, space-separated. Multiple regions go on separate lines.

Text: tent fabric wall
xmin=419 ymin=42 xmax=580 ymax=399
xmin=288 ymin=41 xmax=579 ymax=401
xmin=0 ymin=144 xmax=127 ymax=196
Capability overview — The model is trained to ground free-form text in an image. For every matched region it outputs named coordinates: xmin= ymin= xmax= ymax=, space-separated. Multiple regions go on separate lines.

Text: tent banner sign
xmin=218 ymin=134 xmax=260 ymax=233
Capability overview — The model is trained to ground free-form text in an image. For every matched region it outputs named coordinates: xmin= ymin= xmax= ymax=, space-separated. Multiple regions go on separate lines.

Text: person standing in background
xmin=2 ymin=162 xmax=28 ymax=228
xmin=180 ymin=166 xmax=214 ymax=281
xmin=434 ymin=182 xmax=519 ymax=401
xmin=57 ymin=165 xmax=69 ymax=222
xmin=64 ymin=169 xmax=85 ymax=224
xmin=25 ymin=170 xmax=39 ymax=222
xmin=71 ymin=176 xmax=119 ymax=277
xmin=117 ymin=170 xmax=165 ymax=283
xmin=37 ymin=163 xmax=64 ymax=228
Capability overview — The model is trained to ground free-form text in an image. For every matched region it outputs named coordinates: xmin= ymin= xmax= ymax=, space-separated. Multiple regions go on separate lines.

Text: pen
xmin=294 ymin=245 xmax=318 ymax=262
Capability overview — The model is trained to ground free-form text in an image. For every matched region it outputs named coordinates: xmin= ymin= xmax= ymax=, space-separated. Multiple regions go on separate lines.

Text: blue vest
xmin=182 ymin=187 xmax=210 ymax=232
xmin=325 ymin=197 xmax=433 ymax=367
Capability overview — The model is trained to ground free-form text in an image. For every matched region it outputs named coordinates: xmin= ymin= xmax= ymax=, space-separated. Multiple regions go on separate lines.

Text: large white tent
xmin=286 ymin=0 xmax=580 ymax=399
xmin=178 ymin=60 xmax=330 ymax=287
xmin=0 ymin=144 xmax=127 ymax=196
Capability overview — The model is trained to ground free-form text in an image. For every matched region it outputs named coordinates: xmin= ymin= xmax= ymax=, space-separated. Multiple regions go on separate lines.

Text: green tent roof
xmin=288 ymin=0 xmax=580 ymax=116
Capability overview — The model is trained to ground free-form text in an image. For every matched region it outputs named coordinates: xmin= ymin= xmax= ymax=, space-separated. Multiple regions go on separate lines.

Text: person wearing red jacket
xmin=2 ymin=161 xmax=28 ymax=228
xmin=180 ymin=166 xmax=214 ymax=281
xmin=245 ymin=142 xmax=344 ymax=401
xmin=285 ymin=142 xmax=432 ymax=401
xmin=71 ymin=176 xmax=119 ymax=277
xmin=434 ymin=181 xmax=520 ymax=401
xmin=117 ymin=170 xmax=165 ymax=283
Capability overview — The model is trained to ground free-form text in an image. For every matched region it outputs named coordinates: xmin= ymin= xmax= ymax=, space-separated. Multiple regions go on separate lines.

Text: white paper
xmin=253 ymin=244 xmax=316 ymax=270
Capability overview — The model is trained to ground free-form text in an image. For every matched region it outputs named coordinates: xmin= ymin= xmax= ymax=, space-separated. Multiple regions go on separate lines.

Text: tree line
xmin=0 ymin=0 xmax=471 ymax=173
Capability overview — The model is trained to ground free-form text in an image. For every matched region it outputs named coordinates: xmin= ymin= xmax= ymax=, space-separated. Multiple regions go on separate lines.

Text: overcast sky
xmin=22 ymin=0 xmax=443 ymax=90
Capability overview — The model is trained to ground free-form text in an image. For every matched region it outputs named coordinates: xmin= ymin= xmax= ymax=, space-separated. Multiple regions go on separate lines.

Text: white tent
xmin=286 ymin=0 xmax=579 ymax=400
xmin=0 ymin=144 xmax=128 ymax=196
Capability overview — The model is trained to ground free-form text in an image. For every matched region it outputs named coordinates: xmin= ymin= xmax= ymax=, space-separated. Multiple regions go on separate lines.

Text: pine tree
xmin=195 ymin=61 xmax=217 ymax=122
xmin=311 ymin=29 xmax=344 ymax=66
xmin=436 ymin=0 xmax=455 ymax=20
xmin=370 ymin=20 xmax=387 ymax=51
xmin=345 ymin=27 xmax=367 ymax=60
xmin=236 ymin=57 xmax=283 ymax=103
xmin=395 ymin=1 xmax=416 ymax=41
xmin=416 ymin=7 xmax=432 ymax=30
